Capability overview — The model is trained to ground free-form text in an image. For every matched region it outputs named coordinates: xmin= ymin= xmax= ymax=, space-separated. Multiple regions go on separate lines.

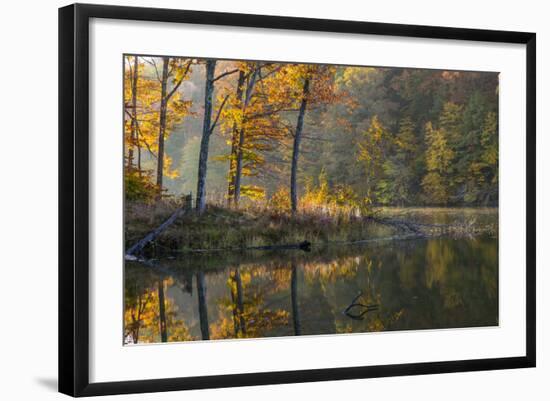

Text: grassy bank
xmin=125 ymin=201 xmax=498 ymax=255
xmin=125 ymin=201 xmax=397 ymax=253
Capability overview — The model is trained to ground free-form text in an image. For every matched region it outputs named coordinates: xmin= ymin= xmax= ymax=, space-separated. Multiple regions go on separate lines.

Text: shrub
xmin=269 ymin=187 xmax=291 ymax=213
xmin=125 ymin=170 xmax=157 ymax=202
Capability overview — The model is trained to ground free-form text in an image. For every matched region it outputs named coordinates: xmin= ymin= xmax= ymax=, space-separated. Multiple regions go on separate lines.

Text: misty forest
xmin=123 ymin=55 xmax=499 ymax=344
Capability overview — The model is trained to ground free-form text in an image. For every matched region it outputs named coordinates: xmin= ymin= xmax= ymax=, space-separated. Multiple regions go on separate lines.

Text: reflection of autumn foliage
xmin=301 ymin=256 xmax=360 ymax=284
xmin=425 ymin=239 xmax=468 ymax=309
xmin=210 ymin=267 xmax=290 ymax=339
xmin=425 ymin=240 xmax=454 ymax=289
xmin=124 ymin=234 xmax=498 ymax=343
xmin=124 ymin=276 xmax=194 ymax=344
xmin=210 ymin=308 xmax=289 ymax=340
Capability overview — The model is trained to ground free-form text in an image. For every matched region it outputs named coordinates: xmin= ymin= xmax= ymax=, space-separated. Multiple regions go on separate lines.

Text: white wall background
xmin=0 ymin=0 xmax=546 ymax=399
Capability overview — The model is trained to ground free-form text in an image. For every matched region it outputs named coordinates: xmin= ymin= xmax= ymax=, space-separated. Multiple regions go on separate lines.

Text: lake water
xmin=124 ymin=234 xmax=498 ymax=344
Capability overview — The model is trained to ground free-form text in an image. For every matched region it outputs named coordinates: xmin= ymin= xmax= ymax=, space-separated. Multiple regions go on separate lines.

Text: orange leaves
xmin=124 ymin=55 xmax=195 ymax=179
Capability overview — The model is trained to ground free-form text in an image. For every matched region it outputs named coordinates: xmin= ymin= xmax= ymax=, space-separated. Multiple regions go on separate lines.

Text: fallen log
xmin=126 ymin=208 xmax=188 ymax=258
xmin=126 ymin=195 xmax=192 ymax=258
xmin=248 ymin=240 xmax=311 ymax=252
xmin=187 ymin=240 xmax=312 ymax=254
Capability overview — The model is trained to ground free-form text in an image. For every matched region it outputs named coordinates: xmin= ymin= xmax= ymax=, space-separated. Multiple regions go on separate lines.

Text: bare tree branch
xmin=165 ymin=60 xmax=193 ymax=101
xmin=209 ymin=94 xmax=231 ymax=134
xmin=143 ymin=57 xmax=163 ymax=82
xmin=212 ymin=68 xmax=240 ymax=83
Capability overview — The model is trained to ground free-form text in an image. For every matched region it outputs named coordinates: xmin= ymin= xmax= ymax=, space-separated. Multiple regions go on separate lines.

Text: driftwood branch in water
xmin=368 ymin=216 xmax=427 ymax=236
xmin=368 ymin=215 xmax=492 ymax=238
xmin=343 ymin=292 xmax=379 ymax=320
xmin=126 ymin=195 xmax=192 ymax=258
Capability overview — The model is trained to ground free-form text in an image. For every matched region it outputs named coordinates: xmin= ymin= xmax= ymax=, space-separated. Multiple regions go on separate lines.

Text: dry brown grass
xmin=125 ymin=199 xmax=497 ymax=254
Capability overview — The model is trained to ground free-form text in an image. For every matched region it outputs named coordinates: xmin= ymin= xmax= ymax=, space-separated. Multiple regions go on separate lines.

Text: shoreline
xmin=125 ymin=202 xmax=498 ymax=258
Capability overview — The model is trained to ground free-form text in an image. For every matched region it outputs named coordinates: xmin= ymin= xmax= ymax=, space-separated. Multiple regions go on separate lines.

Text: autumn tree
xmin=124 ymin=56 xmax=164 ymax=200
xmin=468 ymin=110 xmax=498 ymax=204
xmin=421 ymin=102 xmax=463 ymax=204
xmin=233 ymin=63 xmax=259 ymax=204
xmin=196 ymin=60 xmax=232 ymax=213
xmin=270 ymin=64 xmax=339 ymax=213
xmin=128 ymin=55 xmax=139 ymax=169
xmin=357 ymin=116 xmax=392 ymax=202
xmin=290 ymin=70 xmax=310 ymax=213
xmin=421 ymin=121 xmax=455 ymax=204
xmin=124 ymin=55 xmax=147 ymax=171
xmin=226 ymin=69 xmax=246 ymax=204
xmin=377 ymin=117 xmax=420 ymax=205
xmin=150 ymin=57 xmax=193 ymax=194
xmin=124 ymin=56 xmax=193 ymax=199
xmin=456 ymin=92 xmax=498 ymax=204
xmin=217 ymin=62 xmax=291 ymax=205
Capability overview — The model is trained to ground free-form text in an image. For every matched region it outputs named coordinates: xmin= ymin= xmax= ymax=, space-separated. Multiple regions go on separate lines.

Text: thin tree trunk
xmin=234 ymin=68 xmax=259 ymax=204
xmin=233 ymin=127 xmax=246 ymax=205
xmin=196 ymin=271 xmax=210 ymax=340
xmin=129 ymin=55 xmax=138 ymax=170
xmin=196 ymin=60 xmax=216 ymax=213
xmin=290 ymin=77 xmax=310 ymax=213
xmin=158 ymin=277 xmax=168 ymax=342
xmin=137 ymin=138 xmax=142 ymax=174
xmin=156 ymin=57 xmax=169 ymax=195
xmin=227 ymin=70 xmax=246 ymax=205
xmin=291 ymin=263 xmax=301 ymax=335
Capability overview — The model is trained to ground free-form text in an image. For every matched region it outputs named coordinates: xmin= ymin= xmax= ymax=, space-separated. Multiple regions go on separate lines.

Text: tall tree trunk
xmin=290 ymin=77 xmax=310 ymax=213
xmin=234 ymin=69 xmax=258 ymax=205
xmin=291 ymin=263 xmax=301 ymax=335
xmin=233 ymin=127 xmax=246 ymax=205
xmin=196 ymin=271 xmax=210 ymax=340
xmin=128 ymin=55 xmax=138 ymax=170
xmin=156 ymin=57 xmax=169 ymax=195
xmin=227 ymin=70 xmax=246 ymax=205
xmin=196 ymin=60 xmax=216 ymax=213
xmin=158 ymin=277 xmax=168 ymax=342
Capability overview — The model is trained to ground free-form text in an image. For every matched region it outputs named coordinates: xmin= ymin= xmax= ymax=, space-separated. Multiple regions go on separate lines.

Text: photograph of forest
xmin=123 ymin=55 xmax=499 ymax=344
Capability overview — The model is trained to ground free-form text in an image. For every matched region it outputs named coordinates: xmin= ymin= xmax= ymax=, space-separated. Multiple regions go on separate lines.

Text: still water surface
xmin=124 ymin=235 xmax=498 ymax=344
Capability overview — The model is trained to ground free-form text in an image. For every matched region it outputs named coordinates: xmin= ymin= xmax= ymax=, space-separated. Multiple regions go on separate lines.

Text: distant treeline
xmin=124 ymin=56 xmax=498 ymax=210
xmin=305 ymin=67 xmax=499 ymax=206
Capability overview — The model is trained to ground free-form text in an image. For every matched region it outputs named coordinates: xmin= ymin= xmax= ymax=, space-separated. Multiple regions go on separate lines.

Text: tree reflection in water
xmin=291 ymin=263 xmax=301 ymax=336
xmin=124 ymin=236 xmax=498 ymax=344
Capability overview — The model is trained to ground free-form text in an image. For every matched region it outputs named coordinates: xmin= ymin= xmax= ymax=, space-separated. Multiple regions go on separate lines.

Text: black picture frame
xmin=59 ymin=3 xmax=536 ymax=397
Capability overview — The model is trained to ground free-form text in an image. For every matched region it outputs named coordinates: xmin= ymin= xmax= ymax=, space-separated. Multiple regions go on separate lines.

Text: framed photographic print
xmin=58 ymin=3 xmax=536 ymax=397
